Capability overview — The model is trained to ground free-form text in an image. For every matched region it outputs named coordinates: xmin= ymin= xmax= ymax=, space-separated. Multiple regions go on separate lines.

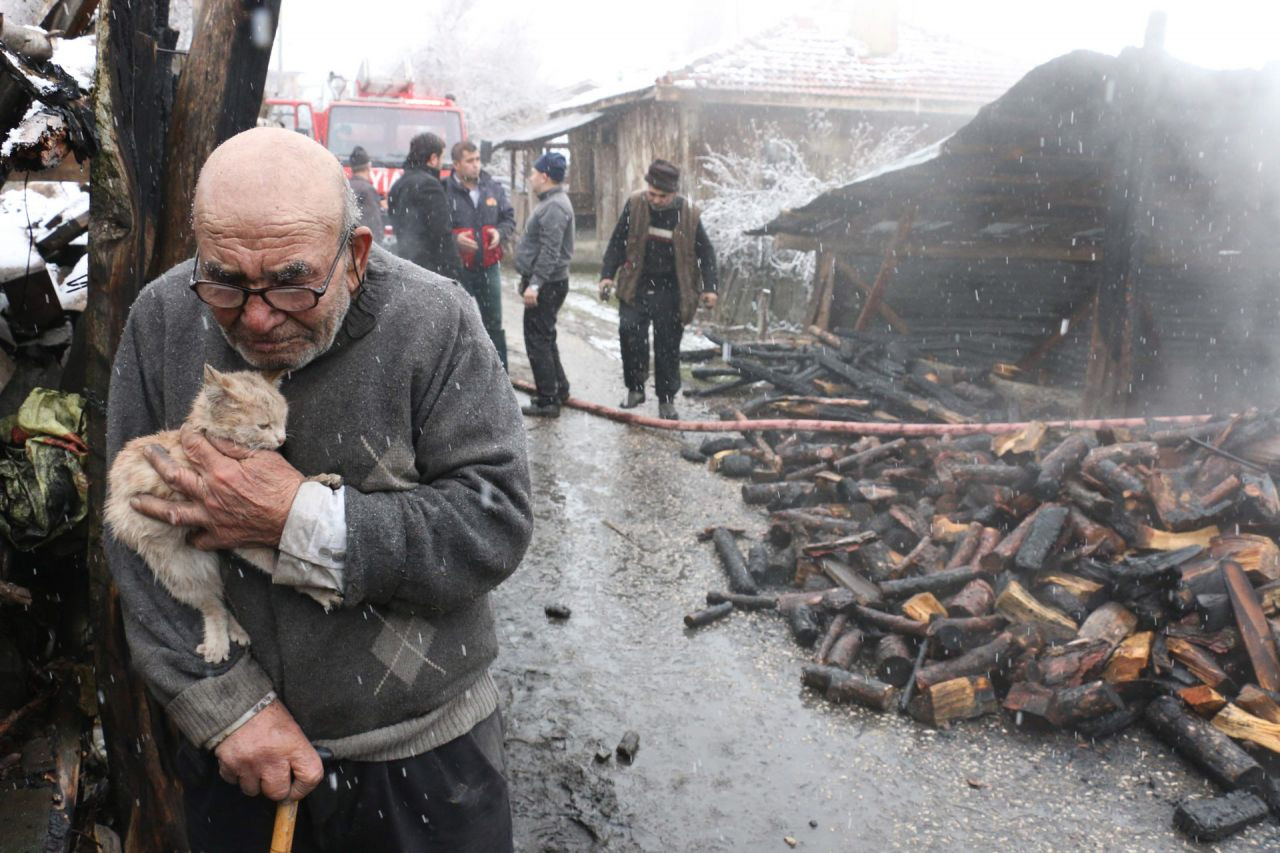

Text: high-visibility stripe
xmin=647 ymin=227 xmax=674 ymax=241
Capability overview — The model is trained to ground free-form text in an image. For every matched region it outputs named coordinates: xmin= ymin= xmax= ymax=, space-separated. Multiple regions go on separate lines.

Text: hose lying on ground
xmin=510 ymin=378 xmax=1215 ymax=436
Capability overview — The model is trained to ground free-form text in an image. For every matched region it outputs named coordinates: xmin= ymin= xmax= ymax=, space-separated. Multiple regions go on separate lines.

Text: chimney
xmin=851 ymin=0 xmax=899 ymax=58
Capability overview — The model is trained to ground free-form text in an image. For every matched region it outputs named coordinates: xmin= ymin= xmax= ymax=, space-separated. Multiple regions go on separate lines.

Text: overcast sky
xmin=272 ymin=0 xmax=1280 ymax=95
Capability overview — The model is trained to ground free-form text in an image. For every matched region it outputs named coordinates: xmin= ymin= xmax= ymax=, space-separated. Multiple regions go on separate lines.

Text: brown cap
xmin=645 ymin=158 xmax=679 ymax=193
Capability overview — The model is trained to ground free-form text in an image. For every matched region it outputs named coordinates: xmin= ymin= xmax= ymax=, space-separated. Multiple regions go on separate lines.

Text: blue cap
xmin=533 ymin=152 xmax=567 ymax=182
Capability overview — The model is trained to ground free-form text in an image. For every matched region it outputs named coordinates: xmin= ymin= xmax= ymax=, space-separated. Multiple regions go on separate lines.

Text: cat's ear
xmin=261 ymin=369 xmax=286 ymax=387
xmin=202 ymin=364 xmax=225 ymax=386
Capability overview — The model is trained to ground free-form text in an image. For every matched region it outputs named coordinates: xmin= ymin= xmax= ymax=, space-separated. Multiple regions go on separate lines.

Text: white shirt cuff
xmin=275 ymin=482 xmax=347 ymax=596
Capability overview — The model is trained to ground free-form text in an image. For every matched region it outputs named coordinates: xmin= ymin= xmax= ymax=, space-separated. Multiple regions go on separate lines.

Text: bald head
xmin=193 ymin=127 xmax=352 ymax=241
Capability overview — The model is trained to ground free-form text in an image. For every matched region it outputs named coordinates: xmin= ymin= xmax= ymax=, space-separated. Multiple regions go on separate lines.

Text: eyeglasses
xmin=189 ymin=227 xmax=353 ymax=312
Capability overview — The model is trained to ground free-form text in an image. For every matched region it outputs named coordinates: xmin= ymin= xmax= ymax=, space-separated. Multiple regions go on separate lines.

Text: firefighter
xmin=387 ymin=132 xmax=463 ymax=279
xmin=598 ymin=158 xmax=718 ymax=420
xmin=446 ymin=139 xmax=516 ymax=369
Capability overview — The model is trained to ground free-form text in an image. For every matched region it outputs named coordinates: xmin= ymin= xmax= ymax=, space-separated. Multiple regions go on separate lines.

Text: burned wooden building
xmin=756 ymin=46 xmax=1280 ymax=416
xmin=499 ymin=13 xmax=1023 ymax=237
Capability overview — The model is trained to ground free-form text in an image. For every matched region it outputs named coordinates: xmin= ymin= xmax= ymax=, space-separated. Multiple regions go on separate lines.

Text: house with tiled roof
xmin=498 ymin=12 xmax=1028 ymax=246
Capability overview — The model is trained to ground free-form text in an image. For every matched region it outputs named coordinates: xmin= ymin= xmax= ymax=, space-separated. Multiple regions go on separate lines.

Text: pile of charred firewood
xmin=682 ymin=328 xmax=1074 ymax=423
xmin=689 ymin=409 xmax=1280 ymax=842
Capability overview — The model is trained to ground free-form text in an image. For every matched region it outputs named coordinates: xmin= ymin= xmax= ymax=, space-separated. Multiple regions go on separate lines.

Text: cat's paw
xmin=197 ymin=635 xmax=231 ymax=664
xmin=305 ymin=589 xmax=344 ymax=612
xmin=309 ymin=473 xmax=343 ymax=489
xmin=228 ymin=619 xmax=251 ymax=647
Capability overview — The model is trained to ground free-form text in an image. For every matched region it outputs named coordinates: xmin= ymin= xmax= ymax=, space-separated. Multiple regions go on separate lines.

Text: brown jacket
xmin=613 ymin=192 xmax=708 ymax=324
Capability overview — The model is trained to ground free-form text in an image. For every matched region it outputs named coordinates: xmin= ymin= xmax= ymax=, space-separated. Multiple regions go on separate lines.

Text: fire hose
xmin=510 ymin=379 xmax=1216 ymax=436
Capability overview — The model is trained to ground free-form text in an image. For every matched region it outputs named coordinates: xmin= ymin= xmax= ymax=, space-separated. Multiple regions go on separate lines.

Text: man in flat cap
xmin=598 ymin=158 xmax=718 ymax=420
xmin=347 ymin=146 xmax=385 ymax=245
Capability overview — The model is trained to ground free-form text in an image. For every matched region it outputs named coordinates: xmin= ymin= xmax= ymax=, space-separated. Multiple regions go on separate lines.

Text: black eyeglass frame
xmin=188 ymin=226 xmax=355 ymax=312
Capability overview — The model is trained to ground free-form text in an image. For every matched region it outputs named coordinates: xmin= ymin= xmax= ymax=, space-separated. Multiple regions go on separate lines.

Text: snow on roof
xmin=553 ymin=19 xmax=1027 ymax=116
xmin=51 ymin=34 xmax=96 ymax=94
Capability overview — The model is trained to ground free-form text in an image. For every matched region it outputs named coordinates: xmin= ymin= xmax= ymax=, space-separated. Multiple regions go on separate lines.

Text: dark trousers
xmin=620 ymin=279 xmax=684 ymax=401
xmin=460 ymin=264 xmax=507 ymax=371
xmin=178 ymin=710 xmax=512 ymax=853
xmin=522 ymin=278 xmax=570 ymax=403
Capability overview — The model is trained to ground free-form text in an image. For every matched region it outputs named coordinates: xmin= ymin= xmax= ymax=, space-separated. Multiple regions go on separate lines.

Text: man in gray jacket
xmin=106 ymin=127 xmax=531 ymax=850
xmin=515 ymin=152 xmax=574 ymax=417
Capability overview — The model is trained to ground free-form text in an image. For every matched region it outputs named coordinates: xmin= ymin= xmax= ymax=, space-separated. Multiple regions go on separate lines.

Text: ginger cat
xmin=106 ymin=365 xmax=340 ymax=664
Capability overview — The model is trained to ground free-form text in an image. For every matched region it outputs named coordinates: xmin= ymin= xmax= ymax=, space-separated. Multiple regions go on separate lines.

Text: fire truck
xmin=262 ymin=63 xmax=468 ymax=196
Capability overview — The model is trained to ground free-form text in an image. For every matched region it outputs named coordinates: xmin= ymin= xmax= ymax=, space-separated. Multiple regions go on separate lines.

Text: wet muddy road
xmin=492 ymin=278 xmax=1280 ymax=851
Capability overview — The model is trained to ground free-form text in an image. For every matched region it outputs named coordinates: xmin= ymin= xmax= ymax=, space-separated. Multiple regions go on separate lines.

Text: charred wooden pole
xmin=86 ymin=0 xmax=185 ymax=848
xmin=1082 ymin=12 xmax=1166 ymax=416
xmin=88 ymin=2 xmax=281 ymax=845
xmin=155 ymin=0 xmax=282 ymax=272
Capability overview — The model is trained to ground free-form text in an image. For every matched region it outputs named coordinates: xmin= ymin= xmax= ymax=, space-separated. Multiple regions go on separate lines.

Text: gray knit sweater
xmin=105 ymin=245 xmax=532 ymax=759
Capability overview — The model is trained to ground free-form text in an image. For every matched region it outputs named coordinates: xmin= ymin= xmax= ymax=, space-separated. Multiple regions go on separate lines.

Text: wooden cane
xmin=270 ymin=800 xmax=298 ymax=853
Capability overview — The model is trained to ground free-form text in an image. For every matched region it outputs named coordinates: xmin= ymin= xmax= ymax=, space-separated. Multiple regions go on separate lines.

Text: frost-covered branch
xmin=699 ymin=121 xmax=921 ymax=283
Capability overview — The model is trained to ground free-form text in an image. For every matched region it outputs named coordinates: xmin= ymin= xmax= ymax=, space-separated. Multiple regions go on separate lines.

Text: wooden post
xmin=1082 ymin=13 xmax=1166 ymax=416
xmin=155 ymin=0 xmax=281 ymax=273
xmin=853 ymin=206 xmax=914 ymax=332
xmin=86 ymin=2 xmax=186 ymax=849
xmin=808 ymin=249 xmax=836 ymax=330
xmin=88 ymin=1 xmax=282 ymax=846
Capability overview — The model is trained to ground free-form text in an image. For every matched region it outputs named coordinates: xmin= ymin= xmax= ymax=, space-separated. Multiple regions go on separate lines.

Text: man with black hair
xmin=447 ymin=139 xmax=516 ymax=369
xmin=387 ymin=132 xmax=462 ymax=279
xmin=347 ymin=146 xmax=384 ymax=245
xmin=599 ymin=158 xmax=718 ymax=421
xmin=515 ymin=152 xmax=574 ymax=417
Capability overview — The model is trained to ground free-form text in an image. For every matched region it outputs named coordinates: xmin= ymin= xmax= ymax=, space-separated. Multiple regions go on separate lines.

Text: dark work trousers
xmin=522 ymin=278 xmax=570 ymax=403
xmin=619 ymin=278 xmax=684 ymax=401
xmin=460 ymin=264 xmax=507 ymax=371
xmin=177 ymin=710 xmax=512 ymax=853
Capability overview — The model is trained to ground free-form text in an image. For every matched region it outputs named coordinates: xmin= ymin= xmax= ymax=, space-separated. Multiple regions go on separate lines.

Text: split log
xmin=1133 ymin=525 xmax=1219 ymax=551
xmin=1033 ymin=434 xmax=1094 ymax=499
xmin=782 ymin=601 xmax=821 ymax=648
xmin=1004 ymin=681 xmax=1055 ymax=721
xmin=769 ymin=510 xmax=865 ymax=535
xmin=819 ymin=558 xmax=883 ymax=606
xmin=1173 ymin=791 xmax=1270 ymax=843
xmin=1211 ymin=703 xmax=1280 ymax=755
xmin=706 ymin=591 xmax=777 ymax=611
xmin=901 ymin=592 xmax=947 ymax=623
xmin=908 ymin=675 xmax=999 ymax=726
xmin=996 ymin=580 xmax=1077 ymax=632
xmin=944 ymin=522 xmax=985 ymax=569
xmin=1144 ymin=696 xmax=1263 ymax=791
xmin=1102 ymin=631 xmax=1153 ymax=682
xmin=1048 ymin=681 xmax=1125 ymax=727
xmin=1063 ymin=480 xmax=1113 ymax=517
xmin=915 ymin=632 xmax=1014 ymax=690
xmin=815 ymin=614 xmax=849 ymax=664
xmin=1076 ymin=602 xmax=1137 ymax=647
xmin=1014 ymin=505 xmax=1070 ymax=572
xmin=1222 ymin=560 xmax=1280 ymax=692
xmin=826 ymin=629 xmax=865 ymax=670
xmin=1025 ymin=639 xmax=1113 ymax=688
xmin=1235 ymin=685 xmax=1280 ymax=725
xmin=711 ymin=528 xmax=759 ymax=595
xmin=1179 ymin=685 xmax=1228 ymax=717
xmin=1035 ymin=583 xmax=1090 ymax=624
xmin=801 ymin=665 xmax=896 ymax=712
xmin=1166 ymin=636 xmax=1232 ymax=691
xmin=943 ymin=578 xmax=995 ymax=618
xmin=980 ymin=506 xmax=1043 ymax=572
xmin=928 ymin=615 xmax=1009 ymax=654
xmin=1084 ymin=458 xmax=1147 ymax=499
xmin=1212 ymin=535 xmax=1280 ymax=585
xmin=684 ymin=602 xmax=733 ymax=629
xmin=1067 ymin=507 xmax=1125 ymax=558
xmin=875 ymin=634 xmax=916 ymax=687
xmin=879 ymin=567 xmax=981 ymax=601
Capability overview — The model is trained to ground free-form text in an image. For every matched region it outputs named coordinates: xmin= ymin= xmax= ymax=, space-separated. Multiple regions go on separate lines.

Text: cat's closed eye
xmin=258 ymin=423 xmax=270 ymax=429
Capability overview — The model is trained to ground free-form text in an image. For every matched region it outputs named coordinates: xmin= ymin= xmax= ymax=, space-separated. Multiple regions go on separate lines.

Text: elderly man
xmin=599 ymin=158 xmax=718 ymax=420
xmin=105 ymin=127 xmax=531 ymax=851
xmin=346 ymin=145 xmax=385 ymax=245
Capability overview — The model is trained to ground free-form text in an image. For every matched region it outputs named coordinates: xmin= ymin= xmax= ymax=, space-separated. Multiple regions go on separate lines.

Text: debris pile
xmin=690 ymin=406 xmax=1280 ymax=842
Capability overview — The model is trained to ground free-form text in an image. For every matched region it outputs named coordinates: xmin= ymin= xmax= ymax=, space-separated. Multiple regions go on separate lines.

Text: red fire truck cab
xmin=262 ymin=66 xmax=467 ymax=197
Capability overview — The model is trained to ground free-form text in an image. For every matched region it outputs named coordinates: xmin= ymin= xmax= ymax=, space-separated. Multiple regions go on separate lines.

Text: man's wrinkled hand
xmin=700 ymin=292 xmax=718 ymax=310
xmin=129 ymin=428 xmax=304 ymax=550
xmin=598 ymin=279 xmax=614 ymax=302
xmin=215 ymin=700 xmax=323 ymax=802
